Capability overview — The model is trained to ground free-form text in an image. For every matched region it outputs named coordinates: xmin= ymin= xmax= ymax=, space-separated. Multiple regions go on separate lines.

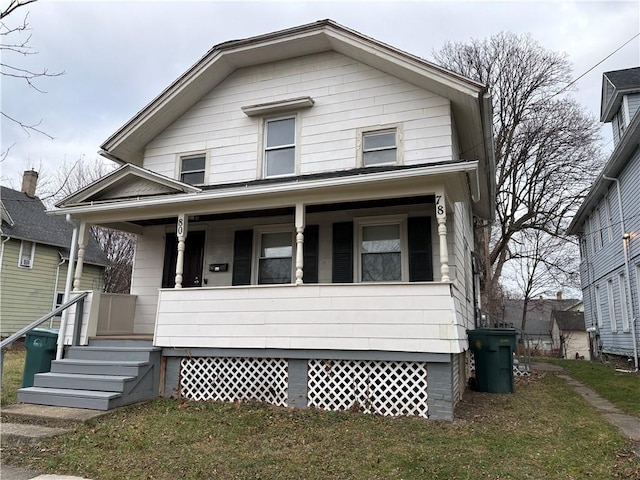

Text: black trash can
xmin=468 ymin=328 xmax=517 ymax=393
xmin=22 ymin=328 xmax=59 ymax=388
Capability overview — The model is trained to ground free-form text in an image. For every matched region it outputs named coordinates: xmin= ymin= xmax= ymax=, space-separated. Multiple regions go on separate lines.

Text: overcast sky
xmin=1 ymin=0 xmax=638 ymax=191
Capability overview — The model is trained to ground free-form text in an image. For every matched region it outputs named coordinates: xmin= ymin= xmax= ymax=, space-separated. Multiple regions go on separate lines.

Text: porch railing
xmin=0 ymin=291 xmax=88 ymax=380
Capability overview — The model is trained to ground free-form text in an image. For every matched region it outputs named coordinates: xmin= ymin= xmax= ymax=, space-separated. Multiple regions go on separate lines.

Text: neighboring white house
xmin=33 ymin=20 xmax=495 ymax=419
xmin=550 ymin=310 xmax=589 ymax=360
xmin=567 ymin=67 xmax=640 ymax=369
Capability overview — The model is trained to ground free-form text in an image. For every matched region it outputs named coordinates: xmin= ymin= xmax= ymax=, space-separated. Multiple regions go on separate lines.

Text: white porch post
xmin=435 ymin=190 xmax=450 ymax=282
xmin=72 ymin=221 xmax=88 ymax=291
xmin=295 ymin=203 xmax=305 ymax=285
xmin=175 ymin=214 xmax=188 ymax=289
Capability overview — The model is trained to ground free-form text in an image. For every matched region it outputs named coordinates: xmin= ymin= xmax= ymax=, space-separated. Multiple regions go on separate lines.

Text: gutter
xmin=603 ymin=174 xmax=638 ymax=370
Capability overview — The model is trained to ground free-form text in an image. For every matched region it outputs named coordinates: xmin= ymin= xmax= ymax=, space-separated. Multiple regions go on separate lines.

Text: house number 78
xmin=435 ymin=194 xmax=445 ymax=219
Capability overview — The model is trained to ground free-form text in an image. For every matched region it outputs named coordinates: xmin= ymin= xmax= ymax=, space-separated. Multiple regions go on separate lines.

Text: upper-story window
xmin=264 ymin=117 xmax=295 ymax=177
xmin=363 ymin=130 xmax=397 ymax=166
xmin=180 ymin=154 xmax=206 ymax=185
xmin=19 ymin=240 xmax=35 ymax=268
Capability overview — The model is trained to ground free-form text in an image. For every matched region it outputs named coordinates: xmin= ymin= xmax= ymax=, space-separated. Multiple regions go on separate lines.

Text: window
xmin=180 ymin=154 xmax=206 ymax=185
xmin=258 ymin=231 xmax=293 ymax=284
xmin=618 ymin=273 xmax=630 ymax=332
xmin=607 ymin=279 xmax=617 ymax=333
xmin=605 ymin=197 xmax=613 ymax=242
xmin=54 ymin=292 xmax=65 ymax=317
xmin=363 ymin=130 xmax=396 ymax=166
xmin=264 ymin=117 xmax=295 ymax=177
xmin=360 ymin=223 xmax=402 ymax=282
xmin=18 ymin=240 xmax=35 ymax=268
xmin=595 ymin=285 xmax=602 ymax=328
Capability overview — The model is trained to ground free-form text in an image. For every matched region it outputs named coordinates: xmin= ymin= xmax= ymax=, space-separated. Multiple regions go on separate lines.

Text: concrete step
xmin=66 ymin=346 xmax=159 ymax=362
xmin=0 ymin=422 xmax=69 ymax=447
xmin=51 ymin=358 xmax=149 ymax=376
xmin=17 ymin=387 xmax=120 ymax=411
xmin=1 ymin=403 xmax=107 ymax=428
xmin=33 ymin=372 xmax=136 ymax=392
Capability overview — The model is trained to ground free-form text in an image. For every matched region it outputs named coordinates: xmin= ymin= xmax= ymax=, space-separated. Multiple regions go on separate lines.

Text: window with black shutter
xmin=408 ymin=216 xmax=433 ymax=282
xmin=232 ymin=230 xmax=253 ymax=286
xmin=332 ymin=221 xmax=353 ymax=283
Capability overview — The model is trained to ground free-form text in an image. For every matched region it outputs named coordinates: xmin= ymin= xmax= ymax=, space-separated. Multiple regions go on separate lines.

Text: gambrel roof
xmin=97 ymin=19 xmax=495 ymax=219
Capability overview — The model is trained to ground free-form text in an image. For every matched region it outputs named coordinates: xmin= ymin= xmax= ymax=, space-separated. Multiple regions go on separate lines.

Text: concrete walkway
xmin=533 ymin=362 xmax=640 ymax=454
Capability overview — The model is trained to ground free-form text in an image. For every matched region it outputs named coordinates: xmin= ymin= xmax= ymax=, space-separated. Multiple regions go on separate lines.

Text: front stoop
xmin=17 ymin=339 xmax=161 ymax=411
xmin=1 ymin=404 xmax=107 ymax=448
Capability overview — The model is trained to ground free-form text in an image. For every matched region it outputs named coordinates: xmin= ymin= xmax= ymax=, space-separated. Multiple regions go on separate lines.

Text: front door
xmin=162 ymin=230 xmax=206 ymax=288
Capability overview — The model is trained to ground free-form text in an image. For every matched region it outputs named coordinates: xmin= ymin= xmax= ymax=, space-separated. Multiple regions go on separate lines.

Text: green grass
xmin=1 ymin=348 xmax=25 ymax=405
xmin=541 ymin=358 xmax=640 ymax=416
xmin=3 ymin=373 xmax=640 ymax=480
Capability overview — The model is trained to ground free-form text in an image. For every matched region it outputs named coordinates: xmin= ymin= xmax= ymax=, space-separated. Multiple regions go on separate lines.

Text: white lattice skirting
xmin=180 ymin=357 xmax=288 ymax=406
xmin=307 ymin=359 xmax=429 ymax=418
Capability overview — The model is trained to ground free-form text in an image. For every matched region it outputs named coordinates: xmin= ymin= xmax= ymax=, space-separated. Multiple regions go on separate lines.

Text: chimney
xmin=21 ymin=170 xmax=38 ymax=197
xmin=557 ymin=291 xmax=563 ymax=301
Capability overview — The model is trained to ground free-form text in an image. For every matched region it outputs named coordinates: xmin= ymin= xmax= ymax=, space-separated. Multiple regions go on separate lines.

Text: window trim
xmin=357 ymin=124 xmax=403 ymax=168
xmin=176 ymin=151 xmax=209 ymax=186
xmin=262 ymin=115 xmax=297 ymax=179
xmin=355 ymin=215 xmax=408 ymax=283
xmin=618 ymin=273 xmax=630 ymax=332
xmin=607 ymin=279 xmax=617 ymax=333
xmin=605 ymin=196 xmax=614 ymax=242
xmin=18 ymin=240 xmax=35 ymax=268
xmin=595 ymin=285 xmax=603 ymax=328
xmin=253 ymin=224 xmax=295 ymax=285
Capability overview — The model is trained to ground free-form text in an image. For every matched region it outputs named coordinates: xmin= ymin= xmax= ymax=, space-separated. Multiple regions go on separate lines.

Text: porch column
xmin=175 ymin=214 xmax=188 ymax=289
xmin=72 ymin=221 xmax=88 ymax=291
xmin=435 ymin=190 xmax=450 ymax=282
xmin=295 ymin=203 xmax=305 ymax=285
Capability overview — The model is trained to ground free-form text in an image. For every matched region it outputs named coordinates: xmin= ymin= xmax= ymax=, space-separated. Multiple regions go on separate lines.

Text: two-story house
xmin=567 ymin=67 xmax=640 ymax=369
xmin=18 ymin=20 xmax=495 ymax=419
xmin=1 ymin=171 xmax=105 ymax=336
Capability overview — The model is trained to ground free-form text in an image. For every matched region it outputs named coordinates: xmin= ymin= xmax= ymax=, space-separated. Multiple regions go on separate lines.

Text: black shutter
xmin=232 ymin=229 xmax=253 ymax=286
xmin=303 ymin=225 xmax=319 ymax=284
xmin=332 ymin=221 xmax=353 ymax=283
xmin=408 ymin=216 xmax=433 ymax=282
xmin=161 ymin=234 xmax=178 ymax=288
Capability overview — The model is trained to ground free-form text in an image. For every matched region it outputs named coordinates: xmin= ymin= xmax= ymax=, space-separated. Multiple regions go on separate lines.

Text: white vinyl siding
xmin=618 ymin=273 xmax=629 ymax=332
xmin=143 ymin=51 xmax=453 ymax=183
xmin=607 ymin=279 xmax=617 ymax=333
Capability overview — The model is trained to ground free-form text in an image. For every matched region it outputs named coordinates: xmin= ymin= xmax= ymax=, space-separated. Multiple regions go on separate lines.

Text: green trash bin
xmin=22 ymin=328 xmax=59 ymax=388
xmin=468 ymin=328 xmax=517 ymax=393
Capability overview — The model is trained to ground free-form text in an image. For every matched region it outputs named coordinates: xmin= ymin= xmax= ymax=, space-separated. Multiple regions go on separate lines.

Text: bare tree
xmin=433 ymin=32 xmax=602 ymax=313
xmin=45 ymin=158 xmax=135 ymax=294
xmin=1 ymin=0 xmax=64 ymax=141
xmin=505 ymin=229 xmax=580 ymax=332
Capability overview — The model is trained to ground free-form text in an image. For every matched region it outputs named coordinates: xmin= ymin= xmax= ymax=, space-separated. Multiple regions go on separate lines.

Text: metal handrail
xmin=0 ymin=291 xmax=89 ymax=380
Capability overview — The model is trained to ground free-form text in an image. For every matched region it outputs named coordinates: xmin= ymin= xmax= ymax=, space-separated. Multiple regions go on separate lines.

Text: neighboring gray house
xmin=501 ymin=296 xmax=580 ymax=354
xmin=567 ymin=67 xmax=640 ymax=368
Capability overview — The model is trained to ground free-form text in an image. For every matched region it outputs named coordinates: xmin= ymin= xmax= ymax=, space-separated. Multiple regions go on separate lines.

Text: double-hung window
xmin=19 ymin=240 xmax=35 ymax=268
xmin=264 ymin=117 xmax=295 ymax=177
xmin=607 ymin=279 xmax=617 ymax=333
xmin=180 ymin=154 xmax=206 ymax=185
xmin=363 ymin=130 xmax=397 ymax=166
xmin=258 ymin=231 xmax=293 ymax=284
xmin=360 ymin=223 xmax=402 ymax=282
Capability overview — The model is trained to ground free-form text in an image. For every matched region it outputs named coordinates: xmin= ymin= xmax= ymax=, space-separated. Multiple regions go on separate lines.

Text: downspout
xmin=603 ymin=175 xmax=638 ymax=370
xmin=0 ymin=235 xmax=10 ymax=273
xmin=51 ymin=256 xmax=66 ymax=328
xmin=56 ymin=214 xmax=79 ymax=361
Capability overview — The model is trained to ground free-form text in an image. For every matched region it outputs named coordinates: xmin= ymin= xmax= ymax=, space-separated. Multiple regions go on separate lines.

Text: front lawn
xmin=4 ymin=373 xmax=640 ymax=480
xmin=1 ymin=348 xmax=25 ymax=405
xmin=541 ymin=358 xmax=640 ymax=416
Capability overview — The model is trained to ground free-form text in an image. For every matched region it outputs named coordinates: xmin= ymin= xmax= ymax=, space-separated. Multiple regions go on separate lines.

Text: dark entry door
xmin=162 ymin=230 xmax=206 ymax=288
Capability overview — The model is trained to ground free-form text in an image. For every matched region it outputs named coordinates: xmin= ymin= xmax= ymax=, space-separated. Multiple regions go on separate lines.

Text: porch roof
xmin=51 ymin=159 xmax=480 ymax=226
